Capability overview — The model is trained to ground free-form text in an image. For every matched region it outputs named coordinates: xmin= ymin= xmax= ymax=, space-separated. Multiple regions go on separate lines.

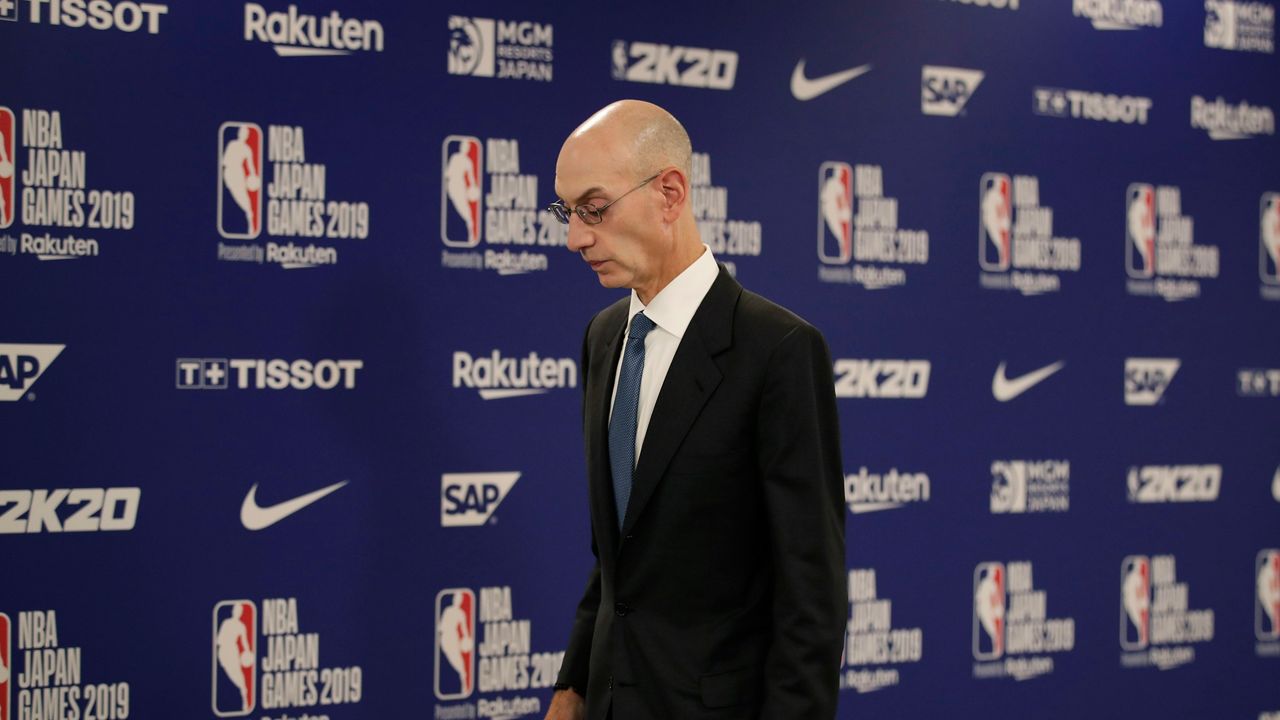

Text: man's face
xmin=555 ymin=136 xmax=666 ymax=293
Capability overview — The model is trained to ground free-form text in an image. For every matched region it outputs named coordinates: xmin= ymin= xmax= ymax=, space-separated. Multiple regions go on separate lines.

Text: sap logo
xmin=1127 ymin=464 xmax=1221 ymax=503
xmin=1124 ymin=357 xmax=1180 ymax=405
xmin=244 ymin=3 xmax=384 ymax=56
xmin=24 ymin=0 xmax=168 ymax=34
xmin=0 ymin=487 xmax=140 ymax=533
xmin=921 ymin=66 xmax=984 ymax=116
xmin=441 ymin=472 xmax=519 ymax=527
xmin=0 ymin=344 xmax=65 ymax=401
xmin=833 ymin=359 xmax=930 ymax=399
xmin=612 ymin=41 xmax=738 ymax=90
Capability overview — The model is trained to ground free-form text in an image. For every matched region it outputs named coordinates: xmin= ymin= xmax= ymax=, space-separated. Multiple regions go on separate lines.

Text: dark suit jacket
xmin=556 ymin=266 xmax=847 ymax=720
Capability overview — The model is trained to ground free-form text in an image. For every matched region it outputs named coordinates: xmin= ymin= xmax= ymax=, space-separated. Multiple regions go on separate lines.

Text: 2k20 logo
xmin=441 ymin=472 xmax=520 ymax=527
xmin=833 ymin=359 xmax=930 ymax=399
xmin=0 ymin=344 xmax=65 ymax=401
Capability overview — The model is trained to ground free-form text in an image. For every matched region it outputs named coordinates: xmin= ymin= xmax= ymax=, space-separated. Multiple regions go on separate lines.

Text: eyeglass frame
xmin=547 ymin=171 xmax=664 ymax=226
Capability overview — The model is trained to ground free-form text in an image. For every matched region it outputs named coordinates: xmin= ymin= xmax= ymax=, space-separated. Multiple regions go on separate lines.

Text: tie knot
xmin=628 ymin=312 xmax=656 ymax=342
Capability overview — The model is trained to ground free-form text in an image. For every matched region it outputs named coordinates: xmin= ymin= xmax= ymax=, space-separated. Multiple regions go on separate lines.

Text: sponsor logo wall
xmin=4 ymin=2 xmax=1277 ymax=719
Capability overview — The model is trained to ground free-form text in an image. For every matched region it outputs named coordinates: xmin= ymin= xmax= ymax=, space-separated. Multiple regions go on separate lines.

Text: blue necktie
xmin=609 ymin=312 xmax=656 ymax=529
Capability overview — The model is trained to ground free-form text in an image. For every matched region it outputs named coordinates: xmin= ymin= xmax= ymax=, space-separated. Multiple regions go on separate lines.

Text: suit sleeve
xmin=555 ymin=314 xmax=604 ymax=693
xmin=755 ymin=323 xmax=847 ymax=720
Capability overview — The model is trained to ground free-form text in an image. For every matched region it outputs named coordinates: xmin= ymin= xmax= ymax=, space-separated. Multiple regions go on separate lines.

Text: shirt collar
xmin=627 ymin=245 xmax=718 ymax=340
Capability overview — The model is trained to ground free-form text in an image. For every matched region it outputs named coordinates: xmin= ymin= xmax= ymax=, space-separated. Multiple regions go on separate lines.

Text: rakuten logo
xmin=833 ymin=359 xmax=930 ymax=399
xmin=452 ymin=351 xmax=577 ymax=399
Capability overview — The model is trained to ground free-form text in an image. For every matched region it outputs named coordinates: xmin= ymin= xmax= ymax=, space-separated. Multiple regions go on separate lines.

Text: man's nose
xmin=565 ymin=217 xmax=594 ymax=253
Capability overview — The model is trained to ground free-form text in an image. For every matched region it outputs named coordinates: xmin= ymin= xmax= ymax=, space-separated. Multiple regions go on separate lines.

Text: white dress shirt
xmin=609 ymin=245 xmax=720 ymax=463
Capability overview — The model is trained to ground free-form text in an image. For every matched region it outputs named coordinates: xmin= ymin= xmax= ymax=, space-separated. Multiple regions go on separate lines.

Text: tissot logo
xmin=441 ymin=472 xmax=519 ymax=527
xmin=0 ymin=343 xmax=64 ymax=401
xmin=1124 ymin=357 xmax=1180 ymax=405
xmin=1034 ymin=87 xmax=1152 ymax=124
xmin=1073 ymin=0 xmax=1164 ymax=30
xmin=921 ymin=65 xmax=983 ymax=116
xmin=833 ymin=359 xmax=930 ymax=399
xmin=243 ymin=3 xmax=384 ymax=56
xmin=176 ymin=357 xmax=362 ymax=390
xmin=19 ymin=0 xmax=168 ymax=34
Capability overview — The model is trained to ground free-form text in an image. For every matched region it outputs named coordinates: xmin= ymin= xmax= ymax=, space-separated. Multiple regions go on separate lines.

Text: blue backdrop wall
xmin=3 ymin=1 xmax=1280 ymax=718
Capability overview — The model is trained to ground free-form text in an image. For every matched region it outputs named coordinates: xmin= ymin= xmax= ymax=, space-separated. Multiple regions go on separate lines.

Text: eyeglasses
xmin=548 ymin=172 xmax=662 ymax=225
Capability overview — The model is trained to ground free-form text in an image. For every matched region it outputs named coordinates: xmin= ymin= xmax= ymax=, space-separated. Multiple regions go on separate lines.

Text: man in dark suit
xmin=544 ymin=100 xmax=846 ymax=720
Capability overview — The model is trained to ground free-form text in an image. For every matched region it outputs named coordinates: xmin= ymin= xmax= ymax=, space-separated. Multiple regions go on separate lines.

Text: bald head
xmin=564 ymin=99 xmax=693 ymax=180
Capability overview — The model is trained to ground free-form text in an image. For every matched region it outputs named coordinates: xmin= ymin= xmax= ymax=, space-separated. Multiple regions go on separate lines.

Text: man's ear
xmin=656 ymin=167 xmax=688 ymax=223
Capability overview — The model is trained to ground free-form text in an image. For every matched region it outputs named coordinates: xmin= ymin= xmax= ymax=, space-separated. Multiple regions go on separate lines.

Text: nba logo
xmin=1126 ymin=183 xmax=1157 ymax=278
xmin=0 ymin=107 xmax=15 ymax=229
xmin=979 ymin=173 xmax=1011 ymax=271
xmin=217 ymin=122 xmax=263 ymax=240
xmin=972 ymin=562 xmax=1005 ymax=660
xmin=0 ymin=612 xmax=10 ymax=720
xmin=435 ymin=588 xmax=476 ymax=700
xmin=212 ymin=600 xmax=257 ymax=717
xmin=441 ymin=136 xmax=483 ymax=248
xmin=1261 ymin=193 xmax=1280 ymax=285
xmin=1258 ymin=549 xmax=1280 ymax=640
xmin=1120 ymin=555 xmax=1150 ymax=650
xmin=990 ymin=461 xmax=1027 ymax=514
xmin=817 ymin=162 xmax=852 ymax=264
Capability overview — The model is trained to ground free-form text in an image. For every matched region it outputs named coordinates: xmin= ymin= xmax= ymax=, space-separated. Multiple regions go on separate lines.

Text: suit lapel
xmin=620 ymin=268 xmax=740 ymax=537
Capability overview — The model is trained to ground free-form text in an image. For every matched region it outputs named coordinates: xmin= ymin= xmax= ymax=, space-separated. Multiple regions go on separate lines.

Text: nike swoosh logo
xmin=790 ymin=59 xmax=873 ymax=101
xmin=240 ymin=480 xmax=349 ymax=531
xmin=992 ymin=361 xmax=1065 ymax=402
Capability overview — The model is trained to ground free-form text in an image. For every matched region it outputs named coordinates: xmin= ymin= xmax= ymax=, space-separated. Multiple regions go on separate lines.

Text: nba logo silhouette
xmin=435 ymin=588 xmax=476 ymax=700
xmin=1258 ymin=549 xmax=1280 ymax=640
xmin=1126 ymin=184 xmax=1157 ymax=278
xmin=0 ymin=107 xmax=15 ymax=230
xmin=1120 ymin=555 xmax=1150 ymax=650
xmin=979 ymin=173 xmax=1012 ymax=271
xmin=1261 ymin=193 xmax=1280 ymax=285
xmin=972 ymin=562 xmax=1005 ymax=660
xmin=441 ymin=136 xmax=483 ymax=248
xmin=218 ymin=122 xmax=263 ymax=240
xmin=0 ymin=612 xmax=10 ymax=720
xmin=817 ymin=162 xmax=853 ymax=264
xmin=212 ymin=600 xmax=257 ymax=717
